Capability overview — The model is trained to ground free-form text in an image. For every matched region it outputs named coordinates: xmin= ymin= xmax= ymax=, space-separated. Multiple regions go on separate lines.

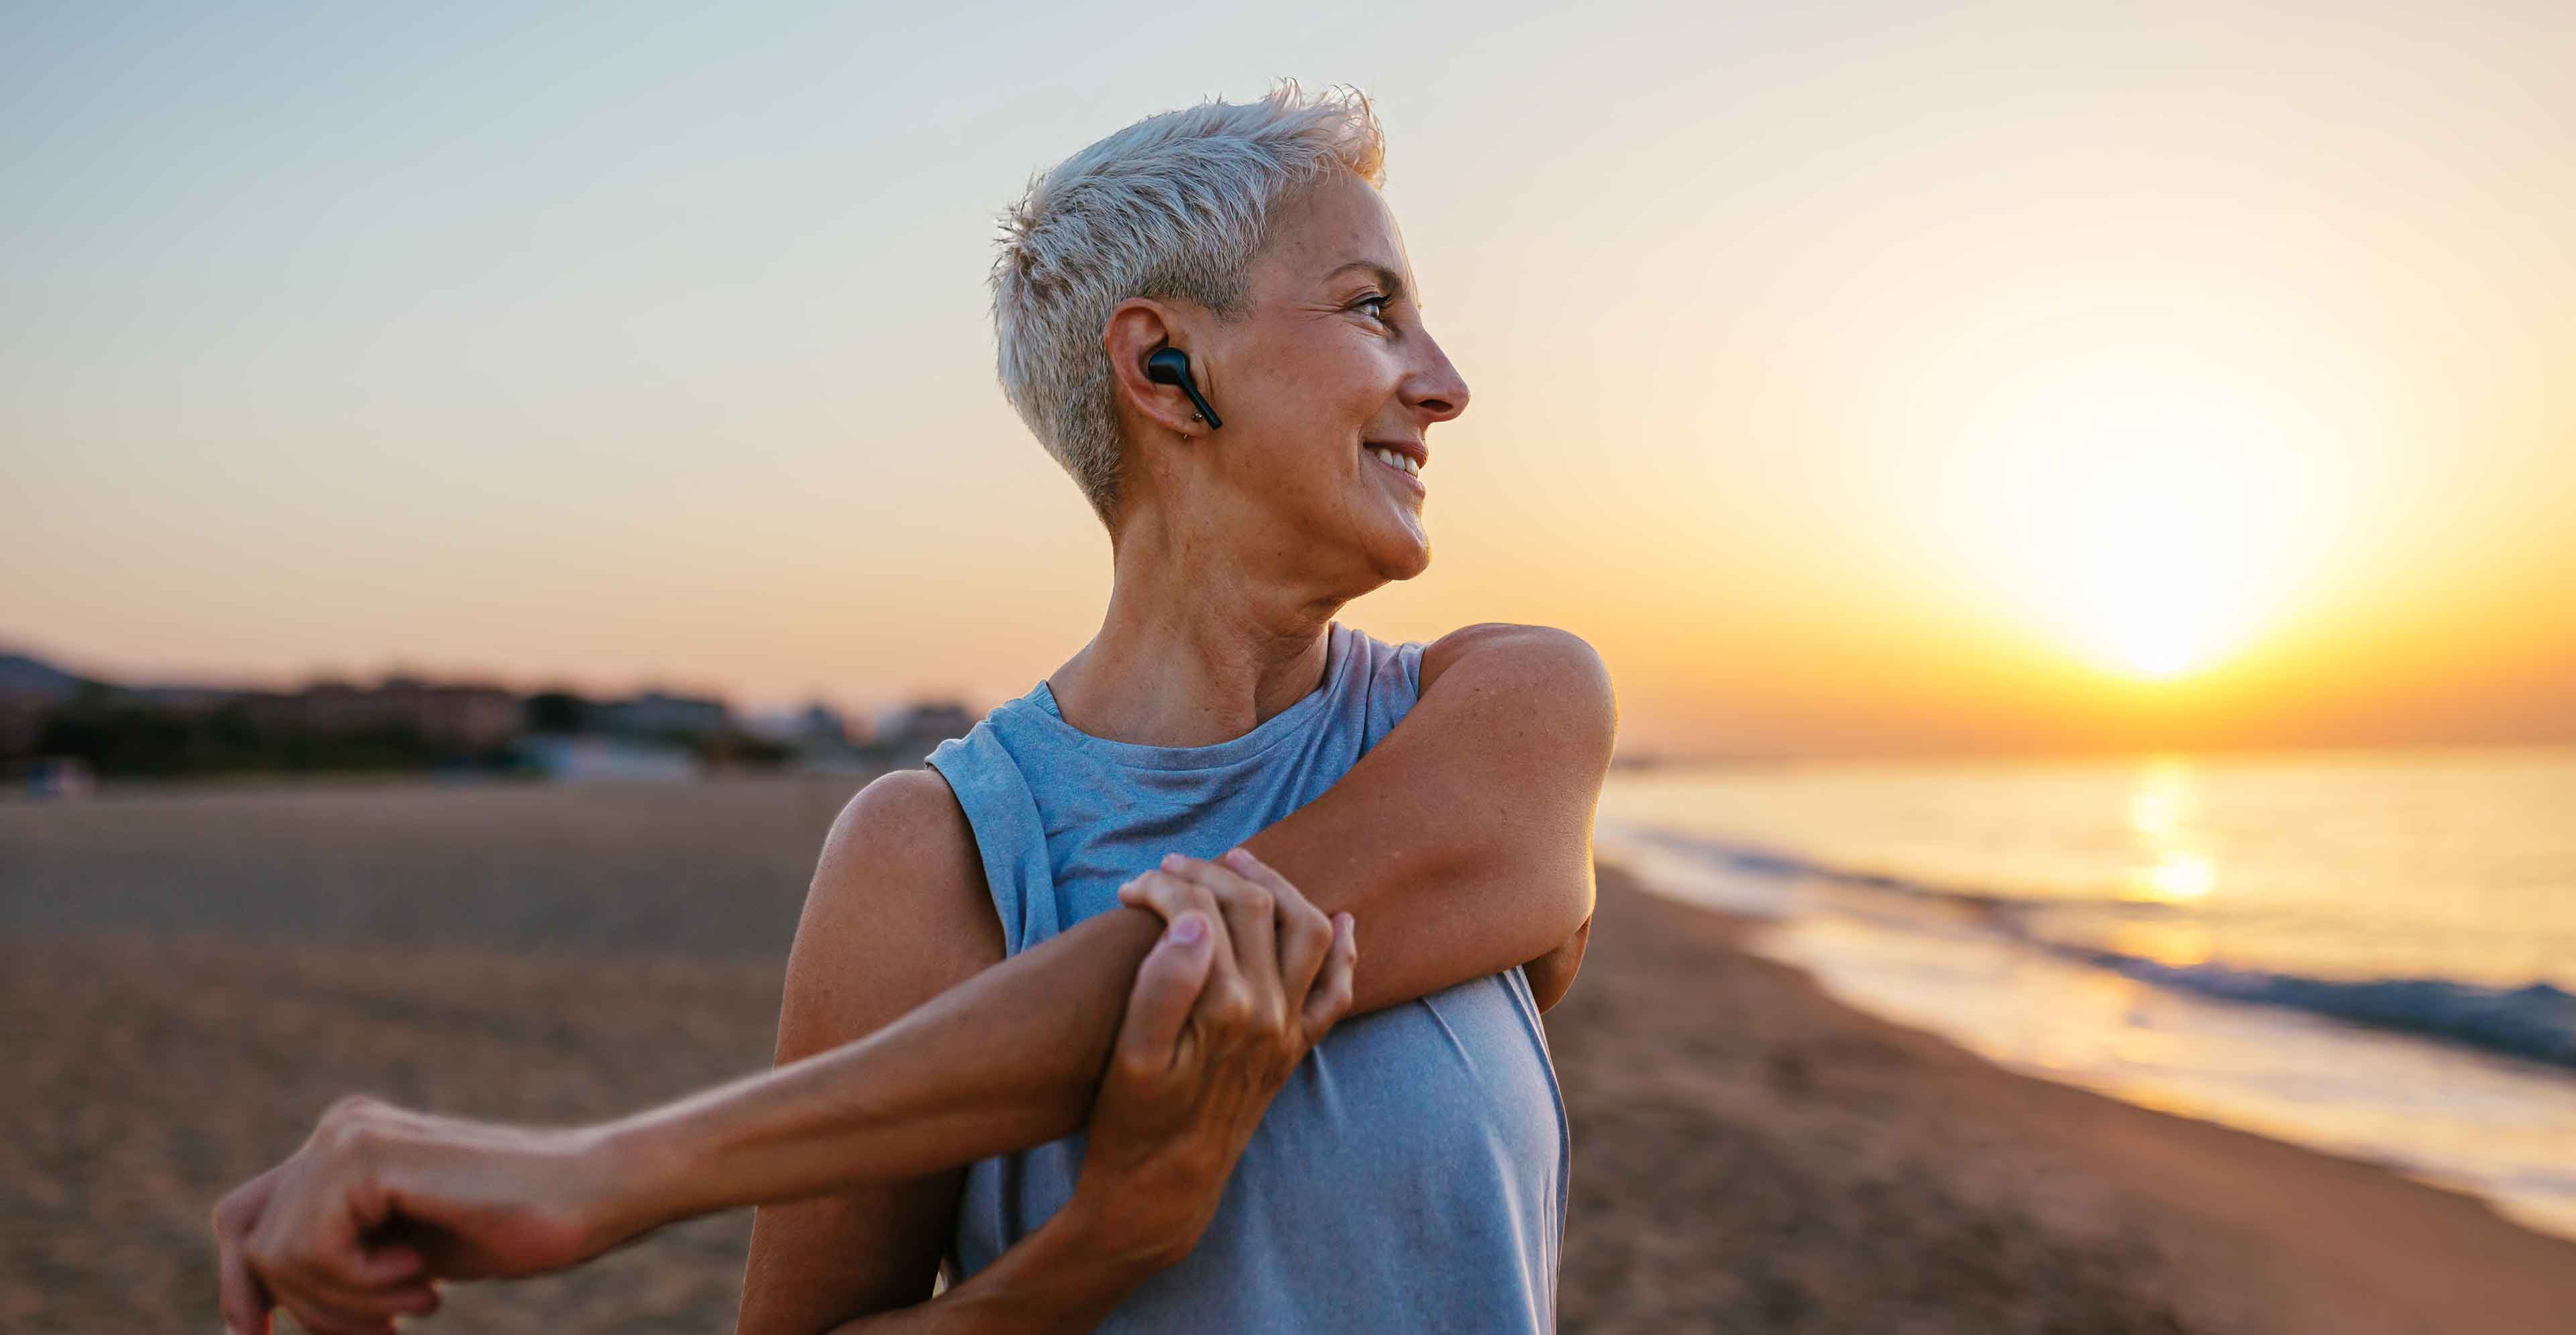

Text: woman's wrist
xmin=940 ymin=1191 xmax=1173 ymax=1329
xmin=574 ymin=1114 xmax=690 ymax=1255
xmin=1054 ymin=1185 xmax=1190 ymax=1285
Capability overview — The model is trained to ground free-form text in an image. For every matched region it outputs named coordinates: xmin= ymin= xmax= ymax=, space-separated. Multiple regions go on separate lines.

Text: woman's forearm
xmin=590 ymin=908 xmax=1165 ymax=1246
xmin=577 ymin=629 xmax=1611 ymax=1246
xmin=1232 ymin=625 xmax=1614 ymax=1014
xmin=822 ymin=1195 xmax=1155 ymax=1335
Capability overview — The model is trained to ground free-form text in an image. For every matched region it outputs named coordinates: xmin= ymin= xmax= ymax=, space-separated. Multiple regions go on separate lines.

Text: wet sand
xmin=1555 ymin=862 xmax=2576 ymax=1335
xmin=5 ymin=778 xmax=2573 ymax=1332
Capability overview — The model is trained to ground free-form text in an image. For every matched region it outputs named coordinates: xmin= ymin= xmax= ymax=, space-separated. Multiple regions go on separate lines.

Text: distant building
xmin=245 ymin=678 xmax=521 ymax=753
xmin=875 ymin=700 xmax=977 ymax=765
xmin=381 ymin=678 xmax=523 ymax=752
xmin=517 ymin=735 xmax=700 ymax=783
xmin=794 ymin=702 xmax=854 ymax=749
xmin=594 ymin=692 xmax=731 ymax=741
xmin=745 ymin=701 xmax=858 ymax=749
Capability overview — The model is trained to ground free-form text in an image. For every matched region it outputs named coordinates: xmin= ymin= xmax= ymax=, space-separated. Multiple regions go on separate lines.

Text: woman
xmin=211 ymin=79 xmax=1613 ymax=1335
xmin=739 ymin=81 xmax=1593 ymax=1331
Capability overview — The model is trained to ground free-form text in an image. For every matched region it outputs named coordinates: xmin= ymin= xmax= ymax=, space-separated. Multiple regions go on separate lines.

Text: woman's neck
xmin=1046 ymin=510 xmax=1348 ymax=749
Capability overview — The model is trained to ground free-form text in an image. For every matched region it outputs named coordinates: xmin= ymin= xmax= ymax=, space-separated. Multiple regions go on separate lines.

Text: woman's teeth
xmin=1367 ymin=446 xmax=1421 ymax=478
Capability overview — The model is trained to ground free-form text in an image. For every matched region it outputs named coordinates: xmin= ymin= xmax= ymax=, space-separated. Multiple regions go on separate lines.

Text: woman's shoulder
xmin=1415 ymin=623 xmax=1607 ymax=697
xmin=1332 ymin=622 xmax=1608 ymax=726
xmin=823 ymin=767 xmax=988 ymax=886
xmin=775 ymin=769 xmax=1005 ymax=1055
xmin=812 ymin=768 xmax=995 ymax=931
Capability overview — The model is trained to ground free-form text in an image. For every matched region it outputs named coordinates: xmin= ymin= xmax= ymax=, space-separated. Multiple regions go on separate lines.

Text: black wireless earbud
xmin=1143 ymin=347 xmax=1222 ymax=430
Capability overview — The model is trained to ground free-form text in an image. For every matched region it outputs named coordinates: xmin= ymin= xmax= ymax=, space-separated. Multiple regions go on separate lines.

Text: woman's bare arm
xmin=739 ymin=785 xmax=1362 ymax=1334
xmin=735 ymin=771 xmax=1004 ymax=1332
xmin=217 ymin=623 xmax=1613 ymax=1328
xmin=622 ymin=622 xmax=1613 ymax=1228
xmin=1240 ymin=621 xmax=1612 ymax=1012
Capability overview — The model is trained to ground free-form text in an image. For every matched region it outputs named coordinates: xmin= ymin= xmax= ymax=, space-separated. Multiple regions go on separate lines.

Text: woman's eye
xmin=1353 ymin=295 xmax=1393 ymax=322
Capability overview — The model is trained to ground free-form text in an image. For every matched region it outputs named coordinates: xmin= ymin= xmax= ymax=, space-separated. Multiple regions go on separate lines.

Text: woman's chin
xmin=1313 ymin=511 xmax=1428 ymax=583
xmin=1375 ymin=532 xmax=1432 ymax=582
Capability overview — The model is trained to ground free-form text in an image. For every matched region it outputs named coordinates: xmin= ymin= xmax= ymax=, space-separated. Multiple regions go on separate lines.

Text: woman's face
xmin=1185 ymin=170 xmax=1470 ymax=588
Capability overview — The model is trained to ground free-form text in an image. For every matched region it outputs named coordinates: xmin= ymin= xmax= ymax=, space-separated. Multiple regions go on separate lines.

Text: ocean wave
xmin=1607 ymin=826 xmax=2037 ymax=914
xmin=1607 ymin=824 xmax=2576 ymax=1071
xmin=2047 ymin=949 xmax=2576 ymax=1071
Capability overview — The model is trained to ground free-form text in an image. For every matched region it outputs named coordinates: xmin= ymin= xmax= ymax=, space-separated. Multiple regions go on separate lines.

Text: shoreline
xmin=1554 ymin=859 xmax=2576 ymax=1333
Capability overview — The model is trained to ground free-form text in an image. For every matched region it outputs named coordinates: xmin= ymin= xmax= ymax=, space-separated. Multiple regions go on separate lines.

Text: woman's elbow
xmin=1525 ymin=914 xmax=1592 ymax=1012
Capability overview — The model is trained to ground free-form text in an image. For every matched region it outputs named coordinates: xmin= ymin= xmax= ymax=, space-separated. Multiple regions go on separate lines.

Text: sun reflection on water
xmin=2140 ymin=853 xmax=2215 ymax=903
xmin=2107 ymin=918 xmax=2213 ymax=968
xmin=2125 ymin=759 xmax=2218 ymax=903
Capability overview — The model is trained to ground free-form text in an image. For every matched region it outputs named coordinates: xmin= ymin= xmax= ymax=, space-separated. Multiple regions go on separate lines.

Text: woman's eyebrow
xmin=1323 ymin=260 xmax=1408 ymax=303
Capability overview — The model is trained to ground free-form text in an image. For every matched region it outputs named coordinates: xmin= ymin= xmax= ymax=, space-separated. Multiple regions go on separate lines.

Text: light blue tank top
xmin=924 ymin=621 xmax=1568 ymax=1332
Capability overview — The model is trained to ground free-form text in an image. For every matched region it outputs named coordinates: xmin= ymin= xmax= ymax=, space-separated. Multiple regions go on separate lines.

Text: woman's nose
xmin=1408 ymin=341 xmax=1470 ymax=424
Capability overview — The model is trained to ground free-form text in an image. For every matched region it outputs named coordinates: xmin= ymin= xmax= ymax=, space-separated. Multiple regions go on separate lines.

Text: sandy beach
xmin=5 ymin=778 xmax=2573 ymax=1332
xmin=1556 ymin=863 xmax=2576 ymax=1334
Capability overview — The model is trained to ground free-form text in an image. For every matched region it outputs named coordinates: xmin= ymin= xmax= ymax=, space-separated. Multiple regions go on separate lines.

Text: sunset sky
xmin=6 ymin=1 xmax=2571 ymax=759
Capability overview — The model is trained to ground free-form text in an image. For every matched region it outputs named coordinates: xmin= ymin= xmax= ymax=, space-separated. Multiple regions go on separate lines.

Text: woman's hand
xmin=212 ymin=1094 xmax=622 ymax=1334
xmin=1073 ymin=847 xmax=1357 ymax=1272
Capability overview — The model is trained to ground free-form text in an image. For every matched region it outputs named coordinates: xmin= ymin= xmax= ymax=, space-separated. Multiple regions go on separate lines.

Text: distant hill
xmin=0 ymin=652 xmax=92 ymax=702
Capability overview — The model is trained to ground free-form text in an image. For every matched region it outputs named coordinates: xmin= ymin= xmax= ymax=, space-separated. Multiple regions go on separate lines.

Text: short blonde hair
xmin=989 ymin=79 xmax=1387 ymax=527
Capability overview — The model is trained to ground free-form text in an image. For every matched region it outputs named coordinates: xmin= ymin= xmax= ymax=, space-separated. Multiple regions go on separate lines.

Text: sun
xmin=1935 ymin=349 xmax=2343 ymax=682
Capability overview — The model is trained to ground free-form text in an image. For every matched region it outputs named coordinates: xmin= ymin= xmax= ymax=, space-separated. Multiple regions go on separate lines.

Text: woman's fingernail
xmin=1171 ymin=914 xmax=1208 ymax=945
xmin=1225 ymin=847 xmax=1254 ymax=866
xmin=1162 ymin=851 xmax=1185 ymax=869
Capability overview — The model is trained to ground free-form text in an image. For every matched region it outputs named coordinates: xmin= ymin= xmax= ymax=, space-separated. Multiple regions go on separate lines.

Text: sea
xmin=1595 ymin=743 xmax=2576 ymax=1240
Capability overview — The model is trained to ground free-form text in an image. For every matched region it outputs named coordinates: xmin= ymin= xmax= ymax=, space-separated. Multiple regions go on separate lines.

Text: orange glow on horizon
xmin=1931 ymin=350 xmax=2349 ymax=686
xmin=3 ymin=7 xmax=2571 ymax=760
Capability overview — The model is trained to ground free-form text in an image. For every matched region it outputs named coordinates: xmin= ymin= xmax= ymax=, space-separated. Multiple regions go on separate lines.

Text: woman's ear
xmin=1104 ymin=298 xmax=1212 ymax=439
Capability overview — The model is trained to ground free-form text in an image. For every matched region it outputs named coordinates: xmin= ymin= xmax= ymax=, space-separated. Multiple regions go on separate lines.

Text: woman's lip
xmin=1370 ymin=453 xmax=1426 ymax=492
